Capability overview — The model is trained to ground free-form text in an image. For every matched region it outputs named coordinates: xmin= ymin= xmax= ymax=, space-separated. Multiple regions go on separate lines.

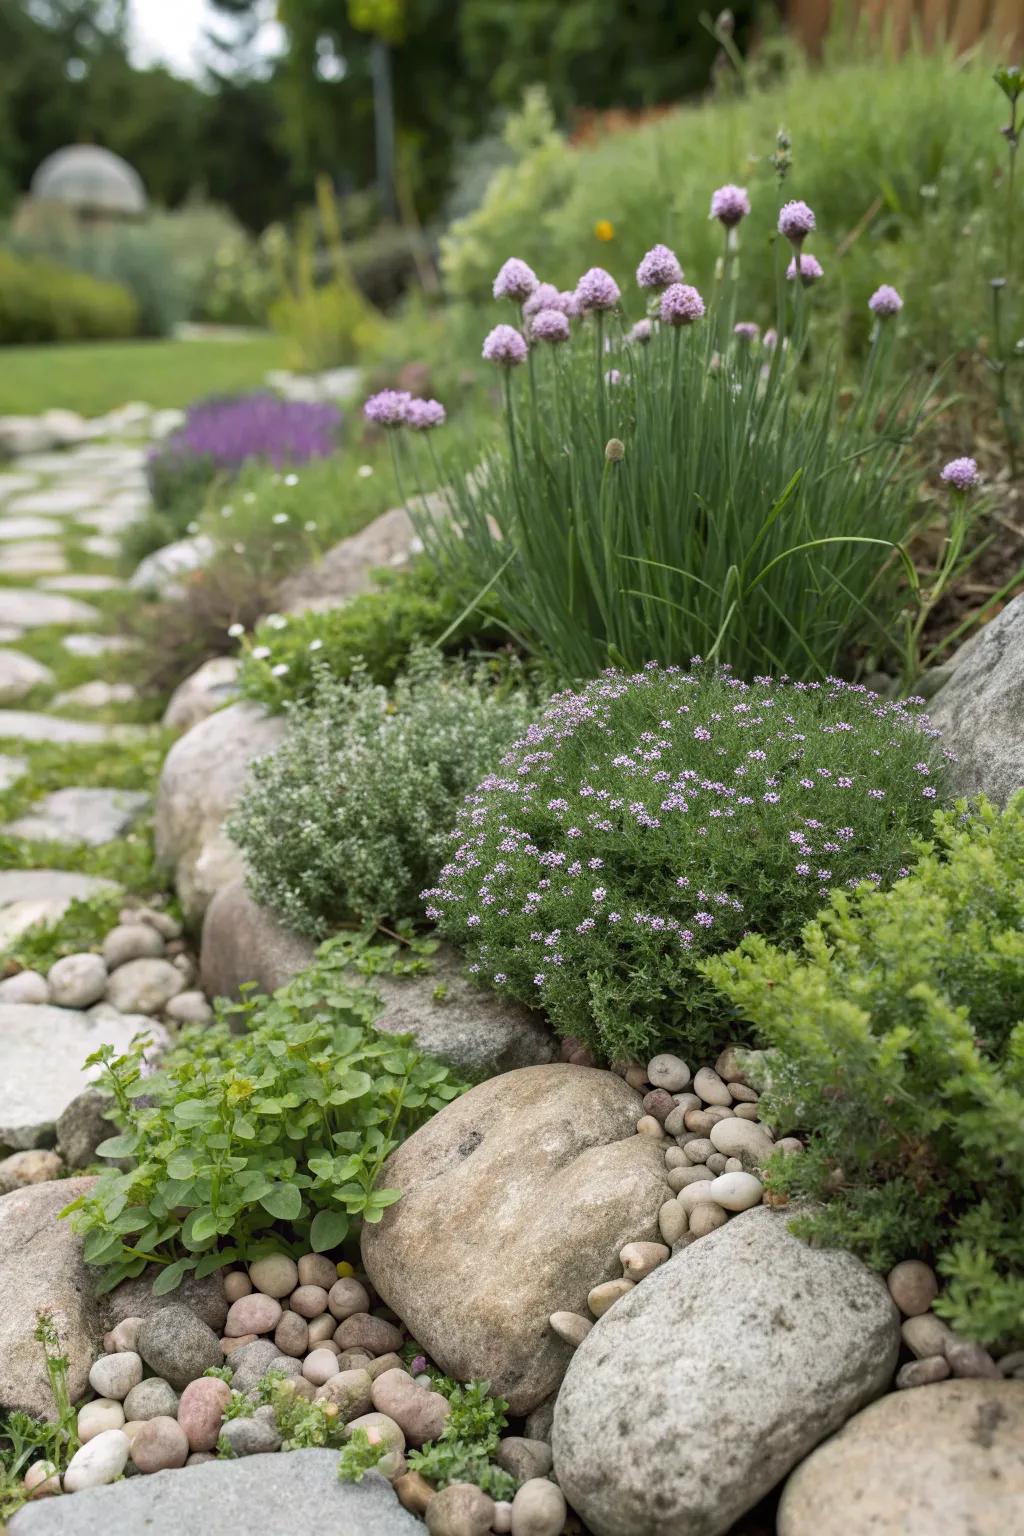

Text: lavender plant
xmin=394 ymin=191 xmax=946 ymax=684
xmin=423 ymin=662 xmax=948 ymax=1062
xmin=148 ymin=392 xmax=342 ymax=513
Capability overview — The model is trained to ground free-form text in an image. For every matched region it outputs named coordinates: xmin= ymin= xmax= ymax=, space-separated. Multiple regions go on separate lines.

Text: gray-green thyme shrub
xmin=703 ymin=794 xmax=1024 ymax=1348
xmin=229 ymin=648 xmax=535 ymax=936
xmin=61 ymin=932 xmax=465 ymax=1293
xmin=425 ymin=663 xmax=948 ymax=1063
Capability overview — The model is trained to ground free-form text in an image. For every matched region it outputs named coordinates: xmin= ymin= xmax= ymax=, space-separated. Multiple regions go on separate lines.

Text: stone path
xmin=0 ymin=413 xmax=171 ymax=1142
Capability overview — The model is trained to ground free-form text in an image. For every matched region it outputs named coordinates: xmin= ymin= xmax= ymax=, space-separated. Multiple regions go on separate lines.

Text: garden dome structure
xmin=29 ymin=144 xmax=147 ymax=219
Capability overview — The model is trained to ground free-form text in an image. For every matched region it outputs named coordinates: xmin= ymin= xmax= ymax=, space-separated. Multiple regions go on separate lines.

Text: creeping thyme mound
xmin=230 ymin=648 xmax=535 ymax=936
xmin=425 ymin=663 xmax=948 ymax=1062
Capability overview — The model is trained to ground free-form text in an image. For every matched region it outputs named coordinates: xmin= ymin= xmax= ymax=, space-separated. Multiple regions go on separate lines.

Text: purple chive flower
xmin=522 ymin=282 xmax=575 ymax=321
xmin=660 ymin=283 xmax=706 ymax=326
xmin=530 ymin=308 xmax=571 ymax=344
xmin=405 ymin=397 xmax=446 ymax=430
xmin=940 ymin=457 xmax=980 ymax=491
xmin=869 ymin=284 xmax=903 ymax=317
xmin=493 ymin=257 xmax=539 ymax=302
xmin=734 ymin=321 xmax=760 ymax=342
xmin=575 ymin=267 xmax=621 ymax=313
xmin=628 ymin=318 xmax=654 ymax=345
xmin=149 ymin=394 xmax=342 ymax=492
xmin=787 ymin=253 xmax=824 ymax=286
xmin=710 ymin=184 xmax=751 ymax=227
xmin=364 ymin=389 xmax=413 ymax=427
xmin=778 ymin=200 xmax=816 ymax=245
xmin=763 ymin=327 xmax=778 ymax=349
xmin=482 ymin=324 xmax=528 ymax=366
xmin=636 ymin=244 xmax=683 ymax=290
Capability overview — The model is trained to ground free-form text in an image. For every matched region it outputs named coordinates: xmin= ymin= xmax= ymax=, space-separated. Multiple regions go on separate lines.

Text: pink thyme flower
xmin=405 ymin=397 xmax=446 ymax=430
xmin=786 ymin=253 xmax=824 ymax=286
xmin=710 ymin=184 xmax=751 ymax=227
xmin=530 ymin=308 xmax=571 ymax=344
xmin=636 ymin=244 xmax=683 ymax=290
xmin=363 ymin=389 xmax=412 ymax=427
xmin=940 ymin=456 xmax=980 ymax=491
xmin=493 ymin=257 xmax=538 ymax=302
xmin=659 ymin=283 xmax=706 ymax=326
xmin=733 ymin=321 xmax=760 ymax=342
xmin=575 ymin=267 xmax=621 ymax=313
xmin=778 ymin=200 xmax=816 ymax=245
xmin=868 ymin=284 xmax=903 ymax=317
xmin=482 ymin=324 xmax=528 ymax=366
xmin=627 ymin=318 xmax=654 ymax=345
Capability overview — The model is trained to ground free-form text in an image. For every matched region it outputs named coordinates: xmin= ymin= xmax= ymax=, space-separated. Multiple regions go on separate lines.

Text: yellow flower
xmin=336 ymin=1259 xmax=355 ymax=1278
xmin=594 ymin=218 xmax=615 ymax=243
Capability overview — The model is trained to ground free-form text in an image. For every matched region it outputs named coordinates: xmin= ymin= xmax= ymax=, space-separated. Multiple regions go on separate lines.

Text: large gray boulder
xmin=0 ymin=1004 xmax=163 ymax=1150
xmin=278 ymin=505 xmax=420 ymax=614
xmin=154 ymin=702 xmax=286 ymax=923
xmin=777 ymin=1379 xmax=1024 ymax=1536
xmin=163 ymin=655 xmax=240 ymax=733
xmin=362 ymin=1064 xmax=669 ymax=1413
xmin=928 ymin=593 xmax=1024 ymax=805
xmin=199 ymin=875 xmax=316 ymax=1001
xmin=0 ymin=1177 xmax=100 ymax=1417
xmin=552 ymin=1206 xmax=900 ymax=1536
xmin=8 ymin=1451 xmax=421 ymax=1535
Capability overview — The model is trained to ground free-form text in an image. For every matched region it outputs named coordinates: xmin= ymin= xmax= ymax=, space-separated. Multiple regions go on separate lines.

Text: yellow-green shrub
xmin=0 ymin=248 xmax=139 ymax=344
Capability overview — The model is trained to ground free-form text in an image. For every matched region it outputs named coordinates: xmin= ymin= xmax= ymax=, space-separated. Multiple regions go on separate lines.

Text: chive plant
xmin=374 ymin=191 xmax=950 ymax=684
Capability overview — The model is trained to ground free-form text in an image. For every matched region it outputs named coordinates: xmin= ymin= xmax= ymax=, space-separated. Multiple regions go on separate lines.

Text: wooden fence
xmin=787 ymin=0 xmax=1024 ymax=58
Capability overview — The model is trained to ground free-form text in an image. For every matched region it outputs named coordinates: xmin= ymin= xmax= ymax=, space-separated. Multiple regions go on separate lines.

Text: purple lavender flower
xmin=405 ymin=397 xmax=447 ymax=430
xmin=778 ymin=200 xmax=816 ymax=245
xmin=152 ymin=392 xmax=342 ymax=480
xmin=940 ymin=456 xmax=980 ymax=491
xmin=493 ymin=257 xmax=539 ymax=302
xmin=786 ymin=253 xmax=824 ymax=286
xmin=660 ymin=283 xmax=706 ymax=326
xmin=627 ymin=318 xmax=654 ymax=345
xmin=364 ymin=389 xmax=413 ymax=428
xmin=530 ymin=308 xmax=571 ymax=344
xmin=636 ymin=244 xmax=683 ymax=291
xmin=733 ymin=321 xmax=760 ymax=342
xmin=482 ymin=324 xmax=528 ymax=366
xmin=868 ymin=284 xmax=903 ymax=317
xmin=710 ymin=184 xmax=751 ymax=227
xmin=575 ymin=267 xmax=621 ymax=313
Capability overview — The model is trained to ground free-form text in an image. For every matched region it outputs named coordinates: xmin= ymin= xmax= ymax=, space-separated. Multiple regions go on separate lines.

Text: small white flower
xmin=357 ymin=464 xmax=374 ymax=478
xmin=186 ymin=521 xmax=199 ymax=534
xmin=272 ymin=513 xmax=290 ymax=525
xmin=309 ymin=638 xmax=324 ymax=652
xmin=252 ymin=646 xmax=271 ymax=660
xmin=271 ymin=663 xmax=290 ymax=676
xmin=227 ymin=623 xmax=245 ymax=638
xmin=220 ymin=504 xmax=234 ymax=518
xmin=244 ymin=492 xmax=256 ymax=505
xmin=232 ymin=542 xmax=246 ymax=554
xmin=304 ymin=520 xmax=317 ymax=532
xmin=266 ymin=614 xmax=287 ymax=631
xmin=284 ymin=473 xmax=299 ymax=487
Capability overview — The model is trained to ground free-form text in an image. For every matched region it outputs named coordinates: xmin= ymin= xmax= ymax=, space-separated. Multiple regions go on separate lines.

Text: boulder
xmin=278 ymin=504 xmax=433 ymax=614
xmin=163 ymin=656 xmax=240 ymax=734
xmin=103 ymin=1270 xmax=228 ymax=1335
xmin=154 ymin=702 xmax=286 ymax=923
xmin=0 ymin=589 xmax=100 ymax=629
xmin=0 ymin=1177 xmax=100 ymax=1417
xmin=362 ymin=1064 xmax=669 ymax=1413
xmin=552 ymin=1206 xmax=900 ymax=1536
xmin=129 ymin=534 xmax=214 ymax=596
xmin=199 ymin=876 xmax=316 ymax=1002
xmin=7 ymin=1449 xmax=422 ymax=1535
xmin=928 ymin=592 xmax=1024 ymax=805
xmin=0 ymin=1005 xmax=165 ymax=1150
xmin=371 ymin=943 xmax=556 ymax=1078
xmin=777 ymin=1379 xmax=1024 ymax=1536
xmin=56 ymin=1089 xmax=115 ymax=1168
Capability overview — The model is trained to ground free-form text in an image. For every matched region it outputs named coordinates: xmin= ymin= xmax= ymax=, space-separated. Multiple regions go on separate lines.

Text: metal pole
xmin=371 ymin=35 xmax=397 ymax=221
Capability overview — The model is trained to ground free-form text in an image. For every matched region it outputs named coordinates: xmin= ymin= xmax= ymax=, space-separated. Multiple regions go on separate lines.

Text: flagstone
xmin=1 ymin=590 xmax=100 ymax=629
xmin=2 ymin=787 xmax=148 ymax=847
xmin=0 ymin=518 xmax=62 ymax=541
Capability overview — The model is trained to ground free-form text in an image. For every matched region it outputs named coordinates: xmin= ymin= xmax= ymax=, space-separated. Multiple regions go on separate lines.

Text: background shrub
xmin=238 ymin=561 xmax=521 ymax=711
xmin=704 ymin=795 xmax=1024 ymax=1349
xmin=0 ymin=248 xmax=138 ymax=343
xmin=426 ymin=663 xmax=948 ymax=1063
xmin=229 ymin=649 xmax=535 ymax=936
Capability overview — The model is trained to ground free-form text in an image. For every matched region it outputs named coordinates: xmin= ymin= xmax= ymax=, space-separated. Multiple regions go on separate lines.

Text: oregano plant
xmin=61 ymin=932 xmax=465 ymax=1292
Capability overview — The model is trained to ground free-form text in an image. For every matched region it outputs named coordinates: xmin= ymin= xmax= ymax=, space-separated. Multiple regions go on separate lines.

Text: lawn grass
xmin=0 ymin=334 xmax=291 ymax=417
